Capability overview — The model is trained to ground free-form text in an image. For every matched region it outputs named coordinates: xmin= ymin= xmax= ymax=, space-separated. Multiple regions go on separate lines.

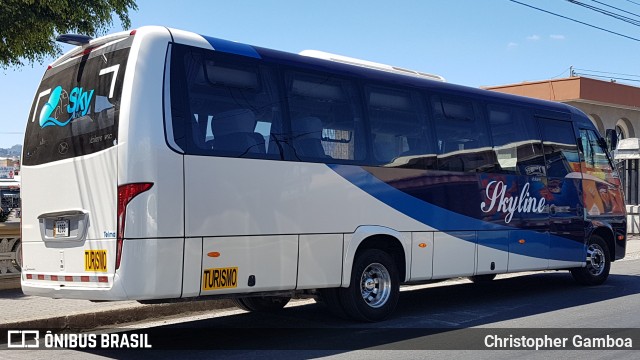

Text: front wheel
xmin=339 ymin=249 xmax=399 ymax=322
xmin=570 ymin=235 xmax=611 ymax=286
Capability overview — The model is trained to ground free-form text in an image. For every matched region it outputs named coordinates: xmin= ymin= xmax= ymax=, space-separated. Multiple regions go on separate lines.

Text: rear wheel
xmin=469 ymin=274 xmax=496 ymax=283
xmin=339 ymin=249 xmax=399 ymax=322
xmin=318 ymin=288 xmax=349 ymax=319
xmin=570 ymin=235 xmax=611 ymax=286
xmin=232 ymin=296 xmax=291 ymax=312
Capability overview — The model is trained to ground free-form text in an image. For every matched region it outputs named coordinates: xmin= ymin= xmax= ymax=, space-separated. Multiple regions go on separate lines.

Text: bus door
xmin=538 ymin=117 xmax=586 ymax=265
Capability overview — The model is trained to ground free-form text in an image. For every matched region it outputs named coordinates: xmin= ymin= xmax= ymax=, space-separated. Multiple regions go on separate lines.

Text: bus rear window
xmin=22 ymin=45 xmax=131 ymax=165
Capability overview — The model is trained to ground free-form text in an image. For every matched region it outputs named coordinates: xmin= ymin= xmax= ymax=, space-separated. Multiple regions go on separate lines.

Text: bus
xmin=21 ymin=26 xmax=626 ymax=322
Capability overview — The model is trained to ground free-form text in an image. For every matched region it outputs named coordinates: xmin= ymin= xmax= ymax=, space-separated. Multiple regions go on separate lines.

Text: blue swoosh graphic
xmin=328 ymin=164 xmax=585 ymax=262
xmin=39 ymin=86 xmax=71 ymax=128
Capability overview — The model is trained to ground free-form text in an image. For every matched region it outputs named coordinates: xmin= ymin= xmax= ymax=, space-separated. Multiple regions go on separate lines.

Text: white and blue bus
xmin=21 ymin=26 xmax=626 ymax=321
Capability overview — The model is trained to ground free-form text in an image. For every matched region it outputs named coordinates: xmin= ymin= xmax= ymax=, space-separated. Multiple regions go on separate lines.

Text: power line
xmin=624 ymin=0 xmax=640 ymax=7
xmin=590 ymin=0 xmax=640 ymax=20
xmin=573 ymin=72 xmax=640 ymax=82
xmin=566 ymin=0 xmax=640 ymax=27
xmin=573 ymin=68 xmax=640 ymax=78
xmin=508 ymin=0 xmax=640 ymax=42
xmin=550 ymin=67 xmax=572 ymax=79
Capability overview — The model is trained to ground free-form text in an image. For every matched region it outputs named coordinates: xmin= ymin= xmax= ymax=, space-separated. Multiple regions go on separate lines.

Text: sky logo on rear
xmin=38 ymin=85 xmax=94 ymax=128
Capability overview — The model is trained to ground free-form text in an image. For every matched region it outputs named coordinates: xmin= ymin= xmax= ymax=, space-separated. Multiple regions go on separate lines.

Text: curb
xmin=4 ymin=298 xmax=236 ymax=330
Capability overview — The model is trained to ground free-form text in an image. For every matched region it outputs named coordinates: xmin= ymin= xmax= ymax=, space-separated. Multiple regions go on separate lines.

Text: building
xmin=484 ymin=76 xmax=640 ymax=141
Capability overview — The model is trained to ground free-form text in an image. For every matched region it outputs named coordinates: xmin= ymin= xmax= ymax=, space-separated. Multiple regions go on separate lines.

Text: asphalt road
xmin=4 ymin=257 xmax=640 ymax=359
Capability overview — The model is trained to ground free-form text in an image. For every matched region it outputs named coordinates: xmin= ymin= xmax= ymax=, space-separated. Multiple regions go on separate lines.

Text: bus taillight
xmin=116 ymin=182 xmax=153 ymax=270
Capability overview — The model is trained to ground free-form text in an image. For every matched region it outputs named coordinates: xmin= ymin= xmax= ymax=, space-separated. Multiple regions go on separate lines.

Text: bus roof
xmin=54 ymin=26 xmax=575 ymax=118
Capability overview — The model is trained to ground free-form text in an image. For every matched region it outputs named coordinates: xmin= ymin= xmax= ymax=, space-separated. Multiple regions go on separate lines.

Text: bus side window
xmin=284 ymin=71 xmax=365 ymax=162
xmin=365 ymin=85 xmax=434 ymax=169
xmin=539 ymin=118 xmax=580 ymax=178
xmin=487 ymin=104 xmax=545 ymax=176
xmin=173 ymin=47 xmax=284 ymax=159
xmin=431 ymin=96 xmax=495 ymax=172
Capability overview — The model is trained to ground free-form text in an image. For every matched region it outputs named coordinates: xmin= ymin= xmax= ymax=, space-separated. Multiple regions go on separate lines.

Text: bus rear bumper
xmin=21 ymin=273 xmax=130 ymax=301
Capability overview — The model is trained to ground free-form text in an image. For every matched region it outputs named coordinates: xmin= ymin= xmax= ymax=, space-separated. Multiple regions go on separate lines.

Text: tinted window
xmin=285 ymin=71 xmax=365 ymax=162
xmin=487 ymin=104 xmax=546 ymax=175
xmin=580 ymin=129 xmax=613 ymax=173
xmin=431 ymin=96 xmax=495 ymax=172
xmin=366 ymin=85 xmax=435 ymax=169
xmin=172 ymin=47 xmax=284 ymax=159
xmin=539 ymin=118 xmax=580 ymax=178
xmin=23 ymin=43 xmax=131 ymax=165
xmin=580 ymin=128 xmax=624 ymax=215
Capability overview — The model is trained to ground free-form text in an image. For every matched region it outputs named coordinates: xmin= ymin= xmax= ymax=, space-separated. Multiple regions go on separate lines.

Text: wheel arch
xmin=342 ymin=226 xmax=410 ymax=288
xmin=590 ymin=225 xmax=616 ymax=262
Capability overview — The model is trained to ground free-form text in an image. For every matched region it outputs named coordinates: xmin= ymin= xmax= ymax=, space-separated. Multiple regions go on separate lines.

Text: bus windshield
xmin=23 ymin=42 xmax=131 ymax=166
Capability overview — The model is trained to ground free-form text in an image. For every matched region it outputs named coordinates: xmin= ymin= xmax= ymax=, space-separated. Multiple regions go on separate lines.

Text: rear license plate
xmin=54 ymin=219 xmax=70 ymax=237
xmin=202 ymin=267 xmax=238 ymax=290
xmin=85 ymin=250 xmax=108 ymax=272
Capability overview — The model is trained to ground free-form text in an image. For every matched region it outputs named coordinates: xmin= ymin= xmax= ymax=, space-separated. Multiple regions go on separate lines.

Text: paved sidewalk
xmin=0 ymin=288 xmax=235 ymax=329
xmin=0 ymin=237 xmax=638 ymax=330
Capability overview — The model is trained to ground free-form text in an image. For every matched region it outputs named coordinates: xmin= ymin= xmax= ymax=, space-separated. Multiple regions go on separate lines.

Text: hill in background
xmin=0 ymin=145 xmax=21 ymax=157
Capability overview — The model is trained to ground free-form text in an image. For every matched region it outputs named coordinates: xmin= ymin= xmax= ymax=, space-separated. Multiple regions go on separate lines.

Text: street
xmin=3 ymin=255 xmax=640 ymax=359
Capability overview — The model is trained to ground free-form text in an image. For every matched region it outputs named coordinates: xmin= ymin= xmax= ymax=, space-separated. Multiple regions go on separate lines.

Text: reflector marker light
xmin=23 ymin=273 xmax=110 ymax=284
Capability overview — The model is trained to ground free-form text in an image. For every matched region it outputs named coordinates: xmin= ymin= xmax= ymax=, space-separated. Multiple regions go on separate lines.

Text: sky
xmin=2 ymin=0 xmax=640 ymax=148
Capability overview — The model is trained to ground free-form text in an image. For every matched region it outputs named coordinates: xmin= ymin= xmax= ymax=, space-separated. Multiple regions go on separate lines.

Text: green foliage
xmin=0 ymin=0 xmax=138 ymax=69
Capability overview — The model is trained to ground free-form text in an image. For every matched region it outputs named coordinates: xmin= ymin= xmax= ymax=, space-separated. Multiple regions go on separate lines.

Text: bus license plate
xmin=202 ymin=267 xmax=238 ymax=290
xmin=54 ymin=220 xmax=70 ymax=237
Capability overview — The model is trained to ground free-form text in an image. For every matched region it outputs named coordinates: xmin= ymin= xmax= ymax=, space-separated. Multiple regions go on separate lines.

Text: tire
xmin=339 ymin=249 xmax=400 ymax=322
xmin=318 ymin=288 xmax=349 ymax=319
xmin=232 ymin=296 xmax=291 ymax=312
xmin=570 ymin=235 xmax=611 ymax=286
xmin=231 ymin=298 xmax=252 ymax=312
xmin=469 ymin=274 xmax=497 ymax=283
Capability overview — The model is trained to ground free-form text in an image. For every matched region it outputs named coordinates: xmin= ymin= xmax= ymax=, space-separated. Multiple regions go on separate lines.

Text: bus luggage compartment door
xmin=199 ymin=235 xmax=298 ymax=296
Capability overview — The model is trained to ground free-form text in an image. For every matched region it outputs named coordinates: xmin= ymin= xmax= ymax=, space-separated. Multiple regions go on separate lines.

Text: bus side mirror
xmin=605 ymin=129 xmax=617 ymax=151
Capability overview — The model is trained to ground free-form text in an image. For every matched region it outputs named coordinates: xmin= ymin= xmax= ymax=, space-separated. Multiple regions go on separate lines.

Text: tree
xmin=0 ymin=0 xmax=138 ymax=69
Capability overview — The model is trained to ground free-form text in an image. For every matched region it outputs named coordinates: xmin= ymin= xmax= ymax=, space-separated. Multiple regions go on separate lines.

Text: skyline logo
xmin=480 ymin=181 xmax=546 ymax=224
xmin=38 ymin=85 xmax=94 ymax=128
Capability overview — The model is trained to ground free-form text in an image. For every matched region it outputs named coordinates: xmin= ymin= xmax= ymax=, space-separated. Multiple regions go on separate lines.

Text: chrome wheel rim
xmin=360 ymin=262 xmax=391 ymax=308
xmin=586 ymin=243 xmax=606 ymax=276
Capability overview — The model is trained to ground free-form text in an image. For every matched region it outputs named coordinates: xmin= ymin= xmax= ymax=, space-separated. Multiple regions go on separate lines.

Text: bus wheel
xmin=232 ymin=296 xmax=290 ymax=312
xmin=339 ymin=249 xmax=399 ymax=322
xmin=469 ymin=274 xmax=497 ymax=283
xmin=570 ymin=235 xmax=611 ymax=286
xmin=318 ymin=288 xmax=348 ymax=319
